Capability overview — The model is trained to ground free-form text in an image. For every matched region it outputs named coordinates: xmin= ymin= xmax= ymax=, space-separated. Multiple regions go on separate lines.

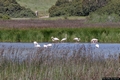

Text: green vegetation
xmin=0 ymin=47 xmax=119 ymax=80
xmin=87 ymin=13 xmax=120 ymax=23
xmin=49 ymin=0 xmax=109 ymax=17
xmin=16 ymin=0 xmax=57 ymax=17
xmin=0 ymin=13 xmax=10 ymax=20
xmin=88 ymin=0 xmax=120 ymax=23
xmin=0 ymin=27 xmax=120 ymax=43
xmin=95 ymin=0 xmax=120 ymax=16
xmin=0 ymin=0 xmax=36 ymax=18
xmin=49 ymin=0 xmax=120 ymax=22
xmin=0 ymin=0 xmax=120 ymax=22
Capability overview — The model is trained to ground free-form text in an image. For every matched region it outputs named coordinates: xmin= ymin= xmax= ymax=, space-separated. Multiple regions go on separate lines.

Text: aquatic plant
xmin=0 ymin=44 xmax=119 ymax=80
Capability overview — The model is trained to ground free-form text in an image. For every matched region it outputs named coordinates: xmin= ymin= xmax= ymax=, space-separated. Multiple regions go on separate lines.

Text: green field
xmin=16 ymin=0 xmax=57 ymax=17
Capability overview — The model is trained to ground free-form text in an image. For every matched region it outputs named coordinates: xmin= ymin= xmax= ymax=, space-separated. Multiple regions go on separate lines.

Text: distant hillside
xmin=16 ymin=0 xmax=57 ymax=16
xmin=0 ymin=0 xmax=36 ymax=18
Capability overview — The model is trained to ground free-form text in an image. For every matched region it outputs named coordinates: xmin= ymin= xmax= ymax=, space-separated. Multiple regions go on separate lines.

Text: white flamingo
xmin=43 ymin=44 xmax=48 ymax=48
xmin=51 ymin=36 xmax=59 ymax=42
xmin=61 ymin=38 xmax=67 ymax=42
xmin=95 ymin=44 xmax=99 ymax=48
xmin=61 ymin=34 xmax=67 ymax=42
xmin=47 ymin=43 xmax=52 ymax=47
xmin=91 ymin=38 xmax=99 ymax=48
xmin=33 ymin=41 xmax=40 ymax=47
xmin=73 ymin=37 xmax=80 ymax=42
xmin=91 ymin=38 xmax=98 ymax=43
xmin=43 ymin=43 xmax=52 ymax=48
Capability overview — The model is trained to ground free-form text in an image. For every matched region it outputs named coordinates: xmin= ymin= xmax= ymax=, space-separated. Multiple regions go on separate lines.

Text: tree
xmin=0 ymin=0 xmax=36 ymax=18
xmin=49 ymin=0 xmax=109 ymax=17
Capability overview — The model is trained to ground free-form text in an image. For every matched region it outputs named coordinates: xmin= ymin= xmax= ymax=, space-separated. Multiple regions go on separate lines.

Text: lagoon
xmin=0 ymin=42 xmax=119 ymax=62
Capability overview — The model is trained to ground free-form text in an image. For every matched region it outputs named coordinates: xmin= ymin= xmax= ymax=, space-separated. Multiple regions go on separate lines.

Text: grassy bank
xmin=0 ymin=27 xmax=120 ymax=43
xmin=16 ymin=0 xmax=57 ymax=16
xmin=0 ymin=46 xmax=119 ymax=80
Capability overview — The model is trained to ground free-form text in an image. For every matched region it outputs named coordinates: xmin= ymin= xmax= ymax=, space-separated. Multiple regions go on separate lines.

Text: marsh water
xmin=0 ymin=42 xmax=119 ymax=62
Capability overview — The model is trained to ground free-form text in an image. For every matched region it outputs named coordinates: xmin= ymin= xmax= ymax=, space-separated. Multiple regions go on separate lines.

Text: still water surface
xmin=0 ymin=42 xmax=119 ymax=62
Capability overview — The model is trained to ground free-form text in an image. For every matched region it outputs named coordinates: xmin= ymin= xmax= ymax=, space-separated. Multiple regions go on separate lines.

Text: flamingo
xmin=61 ymin=38 xmax=67 ymax=42
xmin=51 ymin=36 xmax=59 ymax=42
xmin=73 ymin=37 xmax=80 ymax=42
xmin=43 ymin=44 xmax=48 ymax=48
xmin=47 ymin=43 xmax=52 ymax=47
xmin=91 ymin=38 xmax=99 ymax=48
xmin=61 ymin=34 xmax=67 ymax=42
xmin=33 ymin=41 xmax=40 ymax=47
xmin=43 ymin=43 xmax=52 ymax=48
xmin=95 ymin=44 xmax=99 ymax=48
xmin=91 ymin=38 xmax=98 ymax=43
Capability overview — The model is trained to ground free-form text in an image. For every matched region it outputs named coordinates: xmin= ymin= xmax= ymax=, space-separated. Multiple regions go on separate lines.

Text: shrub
xmin=0 ymin=13 xmax=10 ymax=20
xmin=87 ymin=13 xmax=120 ymax=23
xmin=0 ymin=0 xmax=36 ymax=18
xmin=49 ymin=0 xmax=109 ymax=17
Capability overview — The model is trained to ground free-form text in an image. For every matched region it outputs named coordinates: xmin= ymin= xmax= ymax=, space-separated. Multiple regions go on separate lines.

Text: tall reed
xmin=0 ymin=45 xmax=119 ymax=80
xmin=0 ymin=27 xmax=120 ymax=43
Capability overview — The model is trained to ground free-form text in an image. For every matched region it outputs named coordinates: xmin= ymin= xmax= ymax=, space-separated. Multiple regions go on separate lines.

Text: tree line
xmin=49 ymin=0 xmax=120 ymax=22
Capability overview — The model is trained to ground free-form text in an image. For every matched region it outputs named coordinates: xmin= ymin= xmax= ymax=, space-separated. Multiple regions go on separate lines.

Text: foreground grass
xmin=0 ymin=27 xmax=120 ymax=43
xmin=0 ymin=46 xmax=119 ymax=80
xmin=16 ymin=0 xmax=57 ymax=16
xmin=1 ymin=59 xmax=119 ymax=80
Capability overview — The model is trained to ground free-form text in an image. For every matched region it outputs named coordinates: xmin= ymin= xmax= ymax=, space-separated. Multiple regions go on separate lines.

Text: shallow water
xmin=0 ymin=42 xmax=119 ymax=62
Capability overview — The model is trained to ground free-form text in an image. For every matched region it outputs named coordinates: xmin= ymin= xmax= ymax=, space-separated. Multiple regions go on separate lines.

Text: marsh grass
xmin=0 ymin=45 xmax=119 ymax=80
xmin=0 ymin=27 xmax=120 ymax=43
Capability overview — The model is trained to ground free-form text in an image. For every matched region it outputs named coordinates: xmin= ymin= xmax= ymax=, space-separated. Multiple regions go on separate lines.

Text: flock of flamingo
xmin=33 ymin=36 xmax=99 ymax=48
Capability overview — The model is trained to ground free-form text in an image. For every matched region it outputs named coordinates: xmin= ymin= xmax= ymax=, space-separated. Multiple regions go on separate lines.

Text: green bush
xmin=0 ymin=0 xmax=36 ymax=18
xmin=15 ymin=8 xmax=36 ymax=18
xmin=87 ymin=0 xmax=120 ymax=23
xmin=0 ymin=14 xmax=10 ymax=20
xmin=49 ymin=1 xmax=83 ymax=17
xmin=49 ymin=0 xmax=109 ymax=17
xmin=55 ymin=0 xmax=69 ymax=6
xmin=87 ymin=13 xmax=120 ymax=23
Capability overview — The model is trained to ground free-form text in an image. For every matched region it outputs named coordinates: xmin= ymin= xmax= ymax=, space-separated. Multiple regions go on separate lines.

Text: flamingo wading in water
xmin=61 ymin=34 xmax=67 ymax=42
xmin=73 ymin=37 xmax=80 ymax=42
xmin=91 ymin=38 xmax=99 ymax=48
xmin=33 ymin=41 xmax=40 ymax=47
xmin=95 ymin=44 xmax=99 ymax=48
xmin=51 ymin=36 xmax=59 ymax=42
xmin=91 ymin=38 xmax=98 ymax=43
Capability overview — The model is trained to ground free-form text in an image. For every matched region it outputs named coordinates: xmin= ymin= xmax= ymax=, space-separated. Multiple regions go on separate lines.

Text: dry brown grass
xmin=0 ymin=19 xmax=120 ymax=29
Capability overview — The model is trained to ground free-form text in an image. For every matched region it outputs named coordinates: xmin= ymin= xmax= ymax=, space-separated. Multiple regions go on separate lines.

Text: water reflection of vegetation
xmin=0 ymin=27 xmax=120 ymax=43
xmin=0 ymin=45 xmax=119 ymax=80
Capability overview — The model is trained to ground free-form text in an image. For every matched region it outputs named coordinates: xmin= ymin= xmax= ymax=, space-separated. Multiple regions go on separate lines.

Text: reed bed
xmin=0 ymin=45 xmax=119 ymax=80
xmin=0 ymin=27 xmax=120 ymax=43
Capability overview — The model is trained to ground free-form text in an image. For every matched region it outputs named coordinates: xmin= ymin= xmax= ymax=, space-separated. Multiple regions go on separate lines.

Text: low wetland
xmin=0 ymin=19 xmax=120 ymax=79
